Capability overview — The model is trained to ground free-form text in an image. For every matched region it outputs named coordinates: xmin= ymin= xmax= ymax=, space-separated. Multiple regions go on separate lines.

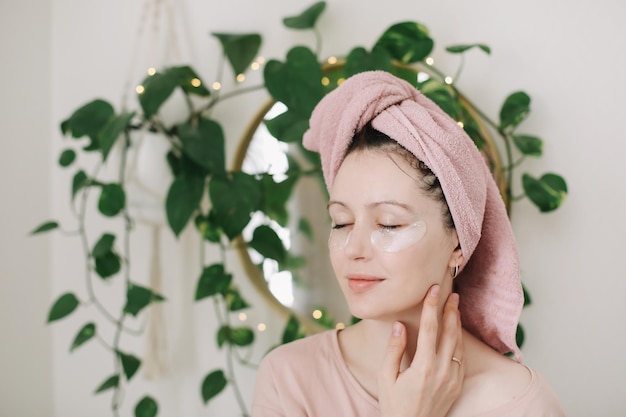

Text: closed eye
xmin=379 ymin=225 xmax=401 ymax=231
xmin=332 ymin=224 xmax=351 ymax=230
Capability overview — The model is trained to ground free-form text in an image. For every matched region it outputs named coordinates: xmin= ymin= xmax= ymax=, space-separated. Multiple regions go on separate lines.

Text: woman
xmin=252 ymin=71 xmax=566 ymax=416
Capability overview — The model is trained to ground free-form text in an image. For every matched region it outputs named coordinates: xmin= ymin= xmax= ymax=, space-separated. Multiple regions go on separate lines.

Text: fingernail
xmin=450 ymin=293 xmax=459 ymax=305
xmin=392 ymin=322 xmax=402 ymax=336
xmin=429 ymin=285 xmax=440 ymax=298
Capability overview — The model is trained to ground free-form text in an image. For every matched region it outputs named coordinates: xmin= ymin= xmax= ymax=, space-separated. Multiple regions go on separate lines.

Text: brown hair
xmin=347 ymin=123 xmax=455 ymax=231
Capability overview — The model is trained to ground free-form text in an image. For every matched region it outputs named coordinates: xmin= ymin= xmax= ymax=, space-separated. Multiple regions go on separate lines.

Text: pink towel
xmin=303 ymin=71 xmax=523 ymax=361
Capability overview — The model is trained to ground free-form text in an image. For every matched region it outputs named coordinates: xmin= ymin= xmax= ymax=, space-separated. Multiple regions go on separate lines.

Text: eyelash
xmin=331 ymin=224 xmax=400 ymax=231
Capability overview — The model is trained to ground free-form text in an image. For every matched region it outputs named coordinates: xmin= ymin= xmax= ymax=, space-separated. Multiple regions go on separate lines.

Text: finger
xmin=437 ymin=292 xmax=460 ymax=363
xmin=380 ymin=321 xmax=407 ymax=384
xmin=413 ymin=284 xmax=441 ymax=366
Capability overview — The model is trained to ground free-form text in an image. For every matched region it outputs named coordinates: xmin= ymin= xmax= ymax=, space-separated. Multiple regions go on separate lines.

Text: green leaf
xmin=94 ymin=251 xmax=121 ymax=279
xmin=98 ymin=183 xmax=126 ymax=217
xmin=499 ymin=91 xmax=531 ymax=130
xmin=512 ymin=134 xmax=543 ymax=157
xmin=344 ymin=45 xmax=393 ymax=77
xmin=135 ymin=396 xmax=158 ymax=417
xmin=59 ymin=149 xmax=76 ymax=167
xmin=30 ymin=221 xmax=59 ymax=235
xmin=119 ymin=351 xmax=141 ymax=381
xmin=522 ymin=173 xmax=568 ymax=212
xmin=264 ymin=46 xmax=326 ymax=117
xmin=201 ymin=370 xmax=228 ymax=404
xmin=224 ymin=286 xmax=250 ymax=311
xmin=217 ymin=325 xmax=254 ymax=348
xmin=283 ymin=1 xmax=326 ymax=29
xmin=72 ymin=170 xmax=89 ymax=200
xmin=264 ymin=110 xmax=310 ymax=143
xmin=194 ymin=214 xmax=222 ymax=243
xmin=92 ymin=233 xmax=115 ymax=257
xmin=63 ymin=99 xmax=115 ymax=140
xmin=168 ymin=65 xmax=210 ymax=97
xmin=445 ymin=43 xmax=491 ymax=54
xmin=522 ymin=283 xmax=532 ymax=307
xmin=177 ymin=118 xmax=226 ymax=176
xmin=94 ymin=374 xmax=120 ymax=394
xmin=248 ymin=225 xmax=286 ymax=264
xmin=98 ymin=112 xmax=135 ymax=162
xmin=260 ymin=174 xmax=299 ymax=226
xmin=124 ymin=283 xmax=166 ymax=317
xmin=230 ymin=326 xmax=255 ymax=346
xmin=282 ymin=314 xmax=305 ymax=344
xmin=70 ymin=322 xmax=96 ymax=352
xmin=209 ymin=172 xmax=262 ymax=239
xmin=212 ymin=33 xmax=262 ymax=78
xmin=166 ymin=174 xmax=205 ymax=237
xmin=374 ymin=21 xmax=434 ymax=64
xmin=138 ymin=70 xmax=179 ymax=118
xmin=195 ymin=263 xmax=232 ymax=301
xmin=516 ymin=324 xmax=525 ymax=348
xmin=298 ymin=218 xmax=314 ymax=242
xmin=418 ymin=79 xmax=458 ymax=119
xmin=48 ymin=292 xmax=80 ymax=323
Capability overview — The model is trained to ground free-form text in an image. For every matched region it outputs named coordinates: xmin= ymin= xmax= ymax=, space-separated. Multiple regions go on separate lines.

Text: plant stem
xmin=111 ymin=132 xmax=135 ymax=417
xmin=198 ymin=84 xmax=265 ymax=116
xmin=77 ymin=166 xmax=141 ymax=336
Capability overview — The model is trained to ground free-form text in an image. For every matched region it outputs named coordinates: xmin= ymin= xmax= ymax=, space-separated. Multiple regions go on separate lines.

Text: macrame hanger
xmin=119 ymin=0 xmax=187 ymax=380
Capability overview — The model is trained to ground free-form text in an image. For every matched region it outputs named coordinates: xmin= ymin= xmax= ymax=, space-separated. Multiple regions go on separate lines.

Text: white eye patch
xmin=328 ymin=221 xmax=427 ymax=253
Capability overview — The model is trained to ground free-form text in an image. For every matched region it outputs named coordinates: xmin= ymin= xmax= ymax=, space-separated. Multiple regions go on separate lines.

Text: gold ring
xmin=451 ymin=356 xmax=462 ymax=366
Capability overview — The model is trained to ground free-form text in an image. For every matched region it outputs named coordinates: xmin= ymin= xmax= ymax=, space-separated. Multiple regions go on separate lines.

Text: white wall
xmin=2 ymin=0 xmax=625 ymax=416
xmin=0 ymin=0 xmax=54 ymax=416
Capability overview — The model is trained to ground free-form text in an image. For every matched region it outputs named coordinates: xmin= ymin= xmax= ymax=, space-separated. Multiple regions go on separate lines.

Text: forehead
xmin=330 ymin=150 xmax=431 ymax=207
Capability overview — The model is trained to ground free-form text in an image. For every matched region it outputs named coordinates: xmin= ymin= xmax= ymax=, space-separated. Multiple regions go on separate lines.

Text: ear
xmin=448 ymin=245 xmax=464 ymax=269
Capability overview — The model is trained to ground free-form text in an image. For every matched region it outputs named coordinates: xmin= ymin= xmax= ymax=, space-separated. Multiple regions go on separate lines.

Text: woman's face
xmin=328 ymin=149 xmax=461 ymax=321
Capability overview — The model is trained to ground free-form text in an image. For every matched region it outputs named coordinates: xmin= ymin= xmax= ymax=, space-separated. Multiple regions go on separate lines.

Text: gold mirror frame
xmin=232 ymin=62 xmax=507 ymax=334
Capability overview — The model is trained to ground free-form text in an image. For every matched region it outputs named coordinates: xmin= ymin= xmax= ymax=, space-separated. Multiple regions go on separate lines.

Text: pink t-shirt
xmin=252 ymin=329 xmax=566 ymax=417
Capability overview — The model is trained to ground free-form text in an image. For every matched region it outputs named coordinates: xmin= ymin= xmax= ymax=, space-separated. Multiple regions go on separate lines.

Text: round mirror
xmin=233 ymin=63 xmax=507 ymax=334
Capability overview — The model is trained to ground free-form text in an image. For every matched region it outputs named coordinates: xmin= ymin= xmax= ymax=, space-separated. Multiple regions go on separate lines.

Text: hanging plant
xmin=32 ymin=1 xmax=566 ymax=416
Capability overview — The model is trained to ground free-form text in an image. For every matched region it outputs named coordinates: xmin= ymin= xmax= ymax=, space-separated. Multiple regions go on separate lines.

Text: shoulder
xmin=452 ymin=360 xmax=566 ymax=417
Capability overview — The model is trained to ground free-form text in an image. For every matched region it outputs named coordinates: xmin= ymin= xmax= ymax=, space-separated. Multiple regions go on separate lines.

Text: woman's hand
xmin=378 ymin=285 xmax=465 ymax=417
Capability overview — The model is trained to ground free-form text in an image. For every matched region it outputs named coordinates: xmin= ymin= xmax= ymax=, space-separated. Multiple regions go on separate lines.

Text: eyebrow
xmin=327 ymin=200 xmax=414 ymax=212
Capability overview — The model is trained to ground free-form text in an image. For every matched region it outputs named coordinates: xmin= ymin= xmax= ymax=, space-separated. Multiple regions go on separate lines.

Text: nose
xmin=342 ymin=224 xmax=373 ymax=260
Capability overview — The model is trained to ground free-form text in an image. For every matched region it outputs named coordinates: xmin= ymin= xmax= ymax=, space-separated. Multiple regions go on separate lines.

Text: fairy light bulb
xmin=256 ymin=56 xmax=266 ymax=64
xmin=257 ymin=323 xmax=266 ymax=332
xmin=336 ymin=322 xmax=345 ymax=330
xmin=191 ymin=78 xmax=202 ymax=87
xmin=444 ymin=76 xmax=453 ymax=85
xmin=236 ymin=73 xmax=246 ymax=83
xmin=212 ymin=82 xmax=222 ymax=91
xmin=251 ymin=62 xmax=260 ymax=70
xmin=337 ymin=78 xmax=345 ymax=86
xmin=327 ymin=56 xmax=338 ymax=64
xmin=136 ymin=85 xmax=145 ymax=94
xmin=312 ymin=309 xmax=323 ymax=320
xmin=457 ymin=121 xmax=464 ymax=128
xmin=425 ymin=57 xmax=434 ymax=66
xmin=147 ymin=67 xmax=157 ymax=76
xmin=238 ymin=312 xmax=247 ymax=321
xmin=321 ymin=77 xmax=330 ymax=86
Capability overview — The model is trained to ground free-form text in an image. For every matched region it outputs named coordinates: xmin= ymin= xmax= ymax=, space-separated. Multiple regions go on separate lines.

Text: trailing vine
xmin=32 ymin=2 xmax=567 ymax=416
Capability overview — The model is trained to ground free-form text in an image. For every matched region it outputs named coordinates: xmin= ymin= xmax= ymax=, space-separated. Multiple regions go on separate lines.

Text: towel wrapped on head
xmin=302 ymin=70 xmax=524 ymax=361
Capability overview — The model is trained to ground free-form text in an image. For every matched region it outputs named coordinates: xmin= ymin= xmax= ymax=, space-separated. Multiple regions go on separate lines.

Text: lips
xmin=347 ymin=275 xmax=384 ymax=293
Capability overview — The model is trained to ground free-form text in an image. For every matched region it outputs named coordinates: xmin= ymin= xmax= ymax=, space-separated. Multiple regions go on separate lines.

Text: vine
xmin=32 ymin=2 xmax=566 ymax=416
